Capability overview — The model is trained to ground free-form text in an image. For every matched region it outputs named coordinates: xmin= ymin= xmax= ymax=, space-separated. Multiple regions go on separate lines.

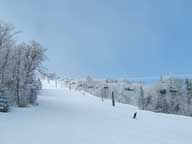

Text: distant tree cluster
xmin=63 ymin=77 xmax=142 ymax=106
xmin=62 ymin=76 xmax=192 ymax=117
xmin=0 ymin=20 xmax=46 ymax=107
xmin=143 ymin=78 xmax=192 ymax=116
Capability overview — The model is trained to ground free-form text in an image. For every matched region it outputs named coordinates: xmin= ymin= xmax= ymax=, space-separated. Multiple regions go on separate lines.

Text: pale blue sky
xmin=0 ymin=0 xmax=192 ymax=78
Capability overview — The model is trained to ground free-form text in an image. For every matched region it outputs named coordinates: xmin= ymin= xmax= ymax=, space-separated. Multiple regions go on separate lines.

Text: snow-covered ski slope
xmin=0 ymin=80 xmax=192 ymax=144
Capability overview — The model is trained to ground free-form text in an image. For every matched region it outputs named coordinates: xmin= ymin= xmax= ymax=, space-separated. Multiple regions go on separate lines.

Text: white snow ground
xmin=0 ymin=80 xmax=192 ymax=144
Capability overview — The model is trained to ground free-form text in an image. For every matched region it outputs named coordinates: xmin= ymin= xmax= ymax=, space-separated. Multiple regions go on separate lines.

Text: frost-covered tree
xmin=143 ymin=77 xmax=192 ymax=116
xmin=0 ymin=22 xmax=16 ymax=88
xmin=13 ymin=41 xmax=46 ymax=107
xmin=0 ymin=20 xmax=46 ymax=107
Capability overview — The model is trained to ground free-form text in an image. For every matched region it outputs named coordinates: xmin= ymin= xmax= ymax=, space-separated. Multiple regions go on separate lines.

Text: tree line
xmin=0 ymin=20 xmax=46 ymax=107
xmin=142 ymin=78 xmax=192 ymax=116
xmin=61 ymin=76 xmax=192 ymax=117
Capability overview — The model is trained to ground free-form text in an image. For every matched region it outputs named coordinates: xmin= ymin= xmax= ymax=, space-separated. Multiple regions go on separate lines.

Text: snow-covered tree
xmin=0 ymin=20 xmax=46 ymax=107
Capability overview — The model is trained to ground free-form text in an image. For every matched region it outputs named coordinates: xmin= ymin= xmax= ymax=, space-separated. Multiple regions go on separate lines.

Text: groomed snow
xmin=0 ymin=80 xmax=192 ymax=144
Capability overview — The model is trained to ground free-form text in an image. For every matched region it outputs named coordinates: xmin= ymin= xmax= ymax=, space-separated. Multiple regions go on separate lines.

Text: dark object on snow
xmin=88 ymin=86 xmax=94 ymax=89
xmin=112 ymin=91 xmax=115 ymax=107
xmin=0 ymin=97 xmax=10 ymax=112
xmin=169 ymin=89 xmax=177 ymax=93
xmin=133 ymin=112 xmax=137 ymax=119
xmin=104 ymin=86 xmax=109 ymax=89
xmin=169 ymin=87 xmax=177 ymax=93
xmin=160 ymin=89 xmax=167 ymax=94
xmin=124 ymin=87 xmax=134 ymax=91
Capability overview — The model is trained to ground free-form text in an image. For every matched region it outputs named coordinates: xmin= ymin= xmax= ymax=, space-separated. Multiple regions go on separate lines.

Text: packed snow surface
xmin=0 ymin=80 xmax=192 ymax=144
